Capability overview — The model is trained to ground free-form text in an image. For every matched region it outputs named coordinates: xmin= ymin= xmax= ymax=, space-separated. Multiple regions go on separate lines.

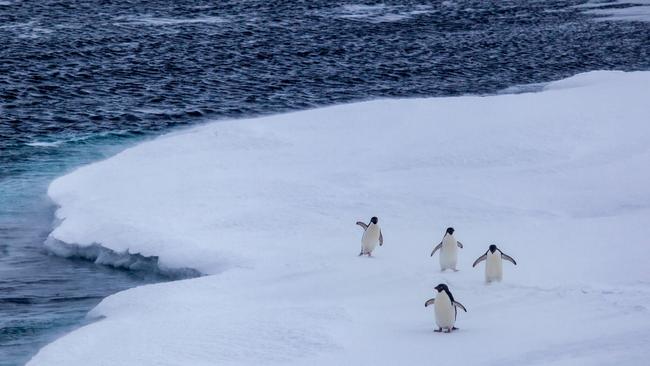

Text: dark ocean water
xmin=1 ymin=0 xmax=649 ymax=365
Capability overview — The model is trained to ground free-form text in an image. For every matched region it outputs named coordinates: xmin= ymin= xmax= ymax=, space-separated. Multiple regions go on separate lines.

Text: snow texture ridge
xmin=31 ymin=71 xmax=650 ymax=365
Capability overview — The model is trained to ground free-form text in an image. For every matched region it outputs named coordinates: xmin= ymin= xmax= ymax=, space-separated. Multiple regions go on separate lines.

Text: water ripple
xmin=1 ymin=0 xmax=649 ymax=177
xmin=0 ymin=1 xmax=648 ymax=365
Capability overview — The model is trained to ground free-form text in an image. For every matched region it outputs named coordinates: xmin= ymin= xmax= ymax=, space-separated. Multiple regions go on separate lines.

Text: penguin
xmin=430 ymin=227 xmax=463 ymax=271
xmin=472 ymin=244 xmax=517 ymax=283
xmin=356 ymin=217 xmax=383 ymax=257
xmin=424 ymin=283 xmax=467 ymax=333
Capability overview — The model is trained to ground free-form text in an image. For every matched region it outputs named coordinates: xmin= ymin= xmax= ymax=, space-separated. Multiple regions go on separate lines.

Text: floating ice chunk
xmin=114 ymin=15 xmax=227 ymax=26
xmin=577 ymin=0 xmax=650 ymax=22
xmin=26 ymin=141 xmax=64 ymax=147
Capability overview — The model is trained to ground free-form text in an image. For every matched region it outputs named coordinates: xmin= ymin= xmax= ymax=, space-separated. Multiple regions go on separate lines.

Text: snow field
xmin=30 ymin=71 xmax=650 ymax=365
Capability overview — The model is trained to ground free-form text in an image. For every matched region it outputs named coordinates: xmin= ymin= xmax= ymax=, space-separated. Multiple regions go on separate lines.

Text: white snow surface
xmin=32 ymin=71 xmax=650 ymax=365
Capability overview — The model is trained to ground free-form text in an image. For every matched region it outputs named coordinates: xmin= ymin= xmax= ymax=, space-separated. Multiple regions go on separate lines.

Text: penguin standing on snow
xmin=356 ymin=217 xmax=383 ymax=257
xmin=430 ymin=227 xmax=463 ymax=271
xmin=472 ymin=244 xmax=517 ymax=283
xmin=424 ymin=283 xmax=467 ymax=333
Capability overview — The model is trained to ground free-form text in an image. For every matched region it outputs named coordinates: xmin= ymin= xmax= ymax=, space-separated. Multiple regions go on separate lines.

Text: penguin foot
xmin=452 ymin=327 xmax=458 ymax=331
xmin=434 ymin=328 xmax=443 ymax=333
xmin=358 ymin=252 xmax=364 ymax=256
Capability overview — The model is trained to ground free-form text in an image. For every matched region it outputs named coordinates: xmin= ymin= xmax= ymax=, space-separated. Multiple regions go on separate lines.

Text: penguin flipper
xmin=457 ymin=241 xmax=463 ymax=249
xmin=430 ymin=242 xmax=442 ymax=257
xmin=501 ymin=253 xmax=517 ymax=265
xmin=379 ymin=230 xmax=383 ymax=246
xmin=472 ymin=253 xmax=487 ymax=267
xmin=356 ymin=221 xmax=368 ymax=230
xmin=452 ymin=301 xmax=467 ymax=312
xmin=424 ymin=298 xmax=436 ymax=307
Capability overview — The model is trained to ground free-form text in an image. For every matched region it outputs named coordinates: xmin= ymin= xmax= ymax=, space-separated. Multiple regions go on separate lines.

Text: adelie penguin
xmin=472 ymin=244 xmax=517 ymax=283
xmin=430 ymin=227 xmax=463 ymax=271
xmin=356 ymin=217 xmax=383 ymax=257
xmin=424 ymin=284 xmax=467 ymax=333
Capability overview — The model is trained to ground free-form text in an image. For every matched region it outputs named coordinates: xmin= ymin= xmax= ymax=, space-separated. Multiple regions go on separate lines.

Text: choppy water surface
xmin=1 ymin=0 xmax=649 ymax=365
xmin=0 ymin=137 xmax=166 ymax=366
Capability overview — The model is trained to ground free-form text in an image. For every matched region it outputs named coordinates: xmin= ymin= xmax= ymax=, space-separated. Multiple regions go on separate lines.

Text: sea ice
xmin=30 ymin=71 xmax=650 ymax=365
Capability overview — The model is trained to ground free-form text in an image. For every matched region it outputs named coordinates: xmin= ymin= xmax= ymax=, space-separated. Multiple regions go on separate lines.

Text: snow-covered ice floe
xmin=31 ymin=71 xmax=650 ymax=365
xmin=577 ymin=0 xmax=650 ymax=22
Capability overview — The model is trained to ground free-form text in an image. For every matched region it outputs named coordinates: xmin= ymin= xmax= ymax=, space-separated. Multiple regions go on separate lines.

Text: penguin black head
xmin=434 ymin=283 xmax=455 ymax=301
xmin=446 ymin=227 xmax=455 ymax=235
xmin=434 ymin=283 xmax=449 ymax=292
xmin=370 ymin=217 xmax=378 ymax=224
xmin=489 ymin=244 xmax=498 ymax=253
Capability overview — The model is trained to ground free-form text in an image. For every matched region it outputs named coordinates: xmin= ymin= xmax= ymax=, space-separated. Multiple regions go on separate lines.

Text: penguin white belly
xmin=361 ymin=225 xmax=380 ymax=253
xmin=434 ymin=292 xmax=456 ymax=329
xmin=439 ymin=237 xmax=458 ymax=270
xmin=485 ymin=252 xmax=503 ymax=282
